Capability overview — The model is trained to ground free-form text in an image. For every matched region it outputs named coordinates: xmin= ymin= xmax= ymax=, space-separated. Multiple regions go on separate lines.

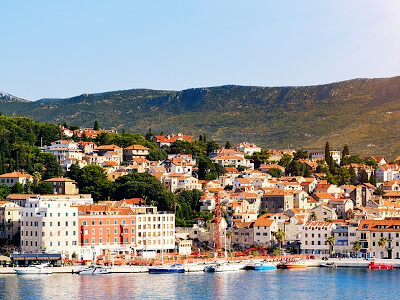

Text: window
xmin=256 ymin=232 xmax=260 ymax=236
xmin=124 ymin=229 xmax=128 ymax=234
xmin=82 ymin=221 xmax=87 ymax=225
xmin=58 ymin=212 xmax=60 ymax=217
xmin=122 ymin=219 xmax=126 ymax=225
xmin=66 ymin=212 xmax=68 ymax=217
xmin=114 ymin=228 xmax=117 ymax=234
xmin=73 ymin=231 xmax=76 ymax=236
xmin=99 ymin=221 xmax=103 ymax=225
xmin=131 ymin=228 xmax=134 ymax=234
xmin=124 ymin=238 xmax=128 ymax=243
xmin=131 ymin=237 xmax=135 ymax=243
xmin=84 ymin=239 xmax=89 ymax=244
xmin=131 ymin=219 xmax=135 ymax=225
xmin=91 ymin=220 xmax=95 ymax=225
xmin=42 ymin=222 xmax=45 ymax=227
xmin=58 ymin=222 xmax=60 ymax=226
xmin=99 ymin=238 xmax=103 ymax=244
xmin=65 ymin=221 xmax=68 ymax=226
xmin=372 ymin=233 xmax=375 ymax=237
xmin=65 ymin=231 xmax=68 ymax=236
xmin=114 ymin=220 xmax=117 ymax=225
xmin=114 ymin=237 xmax=117 ymax=243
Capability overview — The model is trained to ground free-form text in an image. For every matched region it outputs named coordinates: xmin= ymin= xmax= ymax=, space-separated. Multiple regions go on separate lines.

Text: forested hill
xmin=2 ymin=76 xmax=400 ymax=156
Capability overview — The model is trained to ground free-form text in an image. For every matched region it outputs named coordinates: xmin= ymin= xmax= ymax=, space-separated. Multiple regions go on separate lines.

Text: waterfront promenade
xmin=1 ymin=257 xmax=400 ymax=274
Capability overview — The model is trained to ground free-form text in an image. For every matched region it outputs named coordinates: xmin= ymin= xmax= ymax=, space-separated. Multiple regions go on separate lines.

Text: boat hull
xmin=253 ymin=265 xmax=276 ymax=271
xmin=15 ymin=269 xmax=52 ymax=275
xmin=148 ymin=268 xmax=185 ymax=274
xmin=76 ymin=265 xmax=111 ymax=275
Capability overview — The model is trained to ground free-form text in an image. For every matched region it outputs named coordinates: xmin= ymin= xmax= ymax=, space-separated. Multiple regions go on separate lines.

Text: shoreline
xmin=1 ymin=258 xmax=399 ymax=274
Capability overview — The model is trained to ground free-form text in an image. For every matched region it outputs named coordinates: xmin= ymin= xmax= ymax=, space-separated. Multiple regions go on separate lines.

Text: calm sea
xmin=0 ymin=268 xmax=399 ymax=299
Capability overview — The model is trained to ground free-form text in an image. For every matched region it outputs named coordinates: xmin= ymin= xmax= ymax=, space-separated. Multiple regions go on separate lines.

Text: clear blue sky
xmin=1 ymin=0 xmax=399 ymax=101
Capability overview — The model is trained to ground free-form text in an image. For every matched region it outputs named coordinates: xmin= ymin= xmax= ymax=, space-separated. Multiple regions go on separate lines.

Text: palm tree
xmin=378 ymin=237 xmax=387 ymax=259
xmin=352 ymin=240 xmax=362 ymax=257
xmin=226 ymin=231 xmax=233 ymax=258
xmin=274 ymin=229 xmax=285 ymax=255
xmin=326 ymin=236 xmax=335 ymax=257
xmin=309 ymin=212 xmax=317 ymax=221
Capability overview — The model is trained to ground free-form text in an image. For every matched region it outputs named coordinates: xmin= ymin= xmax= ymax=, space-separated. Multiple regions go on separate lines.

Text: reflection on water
xmin=1 ymin=268 xmax=400 ymax=299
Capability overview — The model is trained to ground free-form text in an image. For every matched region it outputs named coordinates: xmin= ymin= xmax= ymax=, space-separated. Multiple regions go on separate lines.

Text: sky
xmin=1 ymin=0 xmax=400 ymax=101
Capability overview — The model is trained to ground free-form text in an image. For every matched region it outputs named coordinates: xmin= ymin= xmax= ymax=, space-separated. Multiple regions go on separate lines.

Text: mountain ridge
xmin=2 ymin=76 xmax=400 ymax=157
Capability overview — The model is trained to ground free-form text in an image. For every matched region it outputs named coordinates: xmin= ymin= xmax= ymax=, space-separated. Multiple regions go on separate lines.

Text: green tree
xmin=325 ymin=142 xmax=330 ymax=165
xmin=369 ymin=173 xmax=377 ymax=186
xmin=93 ymin=120 xmax=100 ymax=130
xmin=326 ymin=236 xmax=335 ymax=257
xmin=267 ymin=168 xmax=283 ymax=178
xmin=225 ymin=141 xmax=232 ymax=149
xmin=12 ymin=182 xmax=24 ymax=194
xmin=146 ymin=149 xmax=168 ymax=161
xmin=293 ymin=149 xmax=308 ymax=160
xmin=206 ymin=141 xmax=220 ymax=155
xmin=349 ymin=167 xmax=356 ymax=185
xmin=0 ymin=184 xmax=11 ymax=200
xmin=352 ymin=240 xmax=362 ymax=255
xmin=274 ymin=229 xmax=285 ymax=254
xmin=37 ymin=152 xmax=63 ymax=180
xmin=309 ymin=212 xmax=318 ymax=221
xmin=34 ymin=182 xmax=53 ymax=194
xmin=342 ymin=144 xmax=350 ymax=157
xmin=249 ymin=148 xmax=270 ymax=169
xmin=66 ymin=162 xmax=82 ymax=182
xmin=145 ymin=128 xmax=154 ymax=142
xmin=226 ymin=231 xmax=233 ymax=257
xmin=113 ymin=173 xmax=175 ymax=211
xmin=359 ymin=170 xmax=369 ymax=184
xmin=78 ymin=165 xmax=111 ymax=202
xmin=373 ymin=186 xmax=385 ymax=195
xmin=278 ymin=153 xmax=292 ymax=170
xmin=378 ymin=237 xmax=387 ymax=258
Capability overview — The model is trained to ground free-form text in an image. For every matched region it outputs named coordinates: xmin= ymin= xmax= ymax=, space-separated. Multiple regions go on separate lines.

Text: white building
xmin=310 ymin=150 xmax=341 ymax=165
xmin=135 ymin=213 xmax=176 ymax=254
xmin=300 ymin=221 xmax=336 ymax=255
xmin=20 ymin=198 xmax=80 ymax=259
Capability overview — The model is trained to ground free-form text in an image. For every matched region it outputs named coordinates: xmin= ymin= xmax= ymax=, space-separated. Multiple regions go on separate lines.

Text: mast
xmin=213 ymin=193 xmax=222 ymax=256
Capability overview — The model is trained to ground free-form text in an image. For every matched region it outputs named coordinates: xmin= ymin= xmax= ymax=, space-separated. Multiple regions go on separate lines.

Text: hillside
xmin=2 ymin=76 xmax=400 ymax=157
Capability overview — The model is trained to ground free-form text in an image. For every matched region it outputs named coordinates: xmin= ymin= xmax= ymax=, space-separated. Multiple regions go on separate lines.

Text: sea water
xmin=0 ymin=268 xmax=399 ymax=299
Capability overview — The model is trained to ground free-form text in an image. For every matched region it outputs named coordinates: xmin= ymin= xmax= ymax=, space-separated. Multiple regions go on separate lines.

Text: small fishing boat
xmin=207 ymin=262 xmax=241 ymax=272
xmin=368 ymin=262 xmax=393 ymax=270
xmin=148 ymin=263 xmax=185 ymax=274
xmin=76 ymin=265 xmax=112 ymax=275
xmin=14 ymin=263 xmax=52 ymax=275
xmin=319 ymin=262 xmax=336 ymax=268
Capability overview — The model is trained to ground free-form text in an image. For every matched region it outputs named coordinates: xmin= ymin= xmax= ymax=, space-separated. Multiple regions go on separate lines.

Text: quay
xmin=1 ymin=258 xmax=400 ymax=274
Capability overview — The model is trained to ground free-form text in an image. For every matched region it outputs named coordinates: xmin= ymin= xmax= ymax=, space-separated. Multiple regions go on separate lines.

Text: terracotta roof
xmin=124 ymin=144 xmax=149 ymax=150
xmin=254 ymin=214 xmax=275 ymax=227
xmin=0 ymin=172 xmax=32 ymax=178
xmin=44 ymin=177 xmax=76 ymax=183
xmin=96 ymin=144 xmax=122 ymax=150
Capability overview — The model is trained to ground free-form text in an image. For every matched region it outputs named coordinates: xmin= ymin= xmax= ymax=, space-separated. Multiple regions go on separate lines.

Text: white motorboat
xmin=14 ymin=263 xmax=52 ymax=275
xmin=76 ymin=265 xmax=111 ymax=275
xmin=207 ymin=262 xmax=241 ymax=272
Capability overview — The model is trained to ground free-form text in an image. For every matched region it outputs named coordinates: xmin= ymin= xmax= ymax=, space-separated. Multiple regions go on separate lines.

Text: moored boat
xmin=207 ymin=262 xmax=241 ymax=272
xmin=253 ymin=262 xmax=276 ymax=271
xmin=148 ymin=263 xmax=185 ymax=274
xmin=76 ymin=264 xmax=111 ymax=275
xmin=14 ymin=263 xmax=52 ymax=275
xmin=368 ymin=262 xmax=393 ymax=270
xmin=278 ymin=261 xmax=307 ymax=269
xmin=320 ymin=262 xmax=336 ymax=268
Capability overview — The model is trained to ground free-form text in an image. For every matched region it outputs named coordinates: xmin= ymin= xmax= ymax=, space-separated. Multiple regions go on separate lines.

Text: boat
xmin=148 ymin=263 xmax=185 ymax=274
xmin=368 ymin=261 xmax=393 ymax=270
xmin=277 ymin=261 xmax=307 ymax=269
xmin=76 ymin=265 xmax=112 ymax=275
xmin=253 ymin=261 xmax=276 ymax=270
xmin=320 ymin=262 xmax=337 ymax=268
xmin=14 ymin=263 xmax=52 ymax=275
xmin=207 ymin=262 xmax=241 ymax=272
